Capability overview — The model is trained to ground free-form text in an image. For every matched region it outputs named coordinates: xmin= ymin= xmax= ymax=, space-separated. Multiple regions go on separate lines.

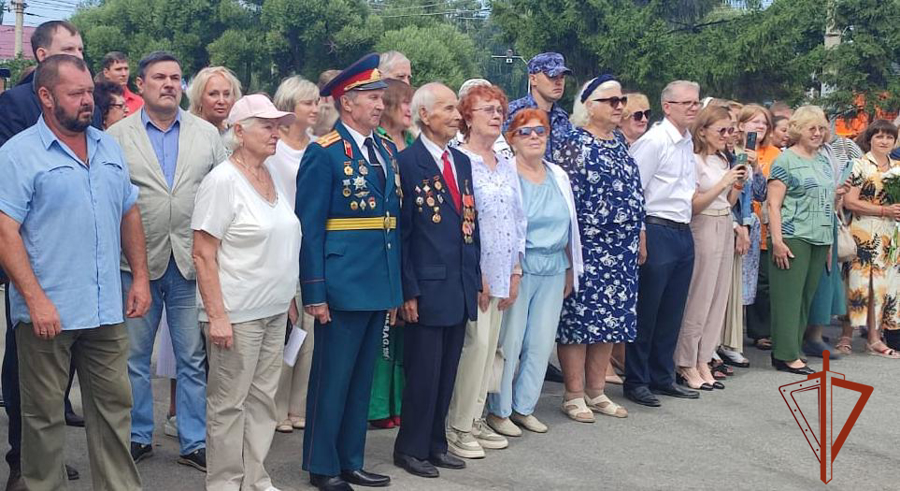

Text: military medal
xmin=350 ymin=201 xmax=359 ymax=211
xmin=437 ymin=194 xmax=444 ymax=204
xmin=360 ymin=199 xmax=367 ymax=210
xmin=344 ymin=164 xmax=354 ymax=176
xmin=368 ymin=197 xmax=377 ymax=209
xmin=395 ymin=174 xmax=401 ymax=187
xmin=434 ymin=180 xmax=443 ymax=191
xmin=353 ymin=176 xmax=367 ymax=189
xmin=343 ymin=140 xmax=353 ymax=158
xmin=426 ymin=196 xmax=435 ymax=207
xmin=432 ymin=213 xmax=442 ymax=223
xmin=359 ymin=164 xmax=369 ymax=176
xmin=343 ymin=187 xmax=351 ymax=197
xmin=416 ymin=196 xmax=425 ymax=206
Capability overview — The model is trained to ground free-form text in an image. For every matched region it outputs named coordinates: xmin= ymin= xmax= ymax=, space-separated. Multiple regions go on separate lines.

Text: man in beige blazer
xmin=107 ymin=51 xmax=226 ymax=473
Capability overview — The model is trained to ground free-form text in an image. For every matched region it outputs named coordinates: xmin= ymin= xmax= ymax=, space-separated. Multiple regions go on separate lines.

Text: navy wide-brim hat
xmin=320 ymin=53 xmax=389 ymax=99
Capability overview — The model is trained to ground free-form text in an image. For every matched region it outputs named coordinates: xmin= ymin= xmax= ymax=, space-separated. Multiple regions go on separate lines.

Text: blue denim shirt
xmin=0 ymin=116 xmax=139 ymax=330
xmin=505 ymin=93 xmax=573 ymax=161
xmin=141 ymin=108 xmax=181 ymax=189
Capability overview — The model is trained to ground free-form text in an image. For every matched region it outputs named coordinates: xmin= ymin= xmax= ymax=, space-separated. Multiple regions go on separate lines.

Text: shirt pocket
xmin=97 ymin=161 xmax=127 ymax=205
xmin=37 ymin=163 xmax=80 ymax=199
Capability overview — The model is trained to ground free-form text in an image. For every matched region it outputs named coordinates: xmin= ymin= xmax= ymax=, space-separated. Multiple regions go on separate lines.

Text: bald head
xmin=412 ymin=83 xmax=460 ymax=146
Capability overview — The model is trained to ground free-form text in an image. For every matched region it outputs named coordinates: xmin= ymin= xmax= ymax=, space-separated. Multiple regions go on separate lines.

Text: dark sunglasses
xmin=711 ymin=126 xmax=736 ymax=137
xmin=631 ymin=109 xmax=651 ymax=121
xmin=516 ymin=126 xmax=547 ymax=137
xmin=592 ymin=96 xmax=628 ymax=108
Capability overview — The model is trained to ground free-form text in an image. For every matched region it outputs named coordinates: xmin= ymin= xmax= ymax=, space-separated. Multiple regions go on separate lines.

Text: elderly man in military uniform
xmin=296 ymin=53 xmax=403 ymax=491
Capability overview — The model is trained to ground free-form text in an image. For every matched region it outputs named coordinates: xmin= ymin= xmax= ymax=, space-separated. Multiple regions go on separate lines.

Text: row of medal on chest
xmin=341 ymin=160 xmax=402 ymax=211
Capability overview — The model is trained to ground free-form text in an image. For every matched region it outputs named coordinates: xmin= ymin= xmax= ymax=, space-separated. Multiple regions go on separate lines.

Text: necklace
xmin=232 ymin=153 xmax=275 ymax=202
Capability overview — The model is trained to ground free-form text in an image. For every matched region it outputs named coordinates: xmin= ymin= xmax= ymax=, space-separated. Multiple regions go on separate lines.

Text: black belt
xmin=645 ymin=216 xmax=690 ymax=231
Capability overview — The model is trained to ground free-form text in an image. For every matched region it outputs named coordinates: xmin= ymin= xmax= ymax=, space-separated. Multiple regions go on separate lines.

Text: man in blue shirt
xmin=504 ymin=52 xmax=574 ymax=161
xmin=0 ymin=55 xmax=151 ymax=491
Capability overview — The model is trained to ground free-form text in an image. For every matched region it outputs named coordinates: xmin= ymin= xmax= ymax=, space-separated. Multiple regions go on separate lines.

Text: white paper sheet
xmin=283 ymin=324 xmax=307 ymax=367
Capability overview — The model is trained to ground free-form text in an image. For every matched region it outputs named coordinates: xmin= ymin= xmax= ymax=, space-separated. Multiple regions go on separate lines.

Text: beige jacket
xmin=108 ymin=109 xmax=226 ymax=280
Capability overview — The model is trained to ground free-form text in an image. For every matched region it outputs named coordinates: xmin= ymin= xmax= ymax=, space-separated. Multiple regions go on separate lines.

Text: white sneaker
xmin=447 ymin=427 xmax=485 ymax=459
xmin=472 ymin=418 xmax=508 ymax=450
xmin=164 ymin=415 xmax=178 ymax=438
xmin=510 ymin=411 xmax=548 ymax=433
xmin=264 ymin=487 xmax=282 ymax=491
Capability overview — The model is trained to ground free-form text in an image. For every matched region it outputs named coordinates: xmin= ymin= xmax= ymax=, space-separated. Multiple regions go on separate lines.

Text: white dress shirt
xmin=630 ymin=118 xmax=696 ymax=224
xmin=420 ymin=132 xmax=458 ymax=182
xmin=344 ymin=123 xmax=387 ymax=176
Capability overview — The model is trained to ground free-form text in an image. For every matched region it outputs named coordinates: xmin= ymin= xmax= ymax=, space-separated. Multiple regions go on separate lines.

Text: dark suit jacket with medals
xmin=398 ymin=137 xmax=481 ymax=326
xmin=296 ymin=120 xmax=403 ymax=311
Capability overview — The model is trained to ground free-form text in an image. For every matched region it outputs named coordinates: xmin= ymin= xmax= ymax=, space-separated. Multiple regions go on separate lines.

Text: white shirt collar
xmin=661 ymin=117 xmax=692 ymax=146
xmin=420 ymin=132 xmax=450 ymax=165
xmin=343 ymin=123 xmax=373 ymax=153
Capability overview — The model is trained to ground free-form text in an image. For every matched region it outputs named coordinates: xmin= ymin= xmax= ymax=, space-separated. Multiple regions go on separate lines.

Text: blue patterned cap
xmin=527 ymin=52 xmax=572 ymax=77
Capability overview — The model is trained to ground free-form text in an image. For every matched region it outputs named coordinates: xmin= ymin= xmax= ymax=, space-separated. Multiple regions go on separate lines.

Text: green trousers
xmin=768 ymin=238 xmax=828 ymax=362
xmin=368 ymin=324 xmax=404 ymax=420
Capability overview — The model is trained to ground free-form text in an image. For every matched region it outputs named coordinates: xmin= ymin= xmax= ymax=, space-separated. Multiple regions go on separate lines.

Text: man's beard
xmin=54 ymin=100 xmax=93 ymax=132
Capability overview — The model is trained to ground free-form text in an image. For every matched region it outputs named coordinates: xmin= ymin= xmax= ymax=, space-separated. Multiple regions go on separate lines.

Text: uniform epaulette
xmin=318 ymin=131 xmax=341 ymax=147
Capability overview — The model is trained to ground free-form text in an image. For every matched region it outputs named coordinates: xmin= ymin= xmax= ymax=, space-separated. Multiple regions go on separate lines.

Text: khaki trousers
xmin=205 ymin=313 xmax=286 ymax=491
xmin=275 ymin=294 xmax=315 ymax=422
xmin=722 ymin=253 xmax=745 ymax=351
xmin=675 ymin=213 xmax=734 ymax=367
xmin=17 ymin=322 xmax=140 ymax=491
xmin=448 ymin=298 xmax=503 ymax=432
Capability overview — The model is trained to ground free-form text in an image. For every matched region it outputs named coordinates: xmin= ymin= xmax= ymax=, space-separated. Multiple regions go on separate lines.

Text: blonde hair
xmin=273 ymin=75 xmax=319 ymax=113
xmin=570 ymin=79 xmax=622 ymax=128
xmin=187 ymin=66 xmax=243 ymax=117
xmin=787 ymin=105 xmax=830 ymax=145
xmin=622 ymin=92 xmax=649 ymax=120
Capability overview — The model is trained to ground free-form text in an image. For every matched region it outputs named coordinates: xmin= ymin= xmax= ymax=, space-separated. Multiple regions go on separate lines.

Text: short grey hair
xmin=660 ymin=80 xmax=700 ymax=106
xmin=379 ymin=51 xmax=410 ymax=75
xmin=458 ymin=78 xmax=491 ymax=99
xmin=187 ymin=66 xmax=242 ymax=116
xmin=335 ymin=90 xmax=360 ymax=115
xmin=411 ymin=82 xmax=446 ymax=130
xmin=570 ymin=79 xmax=622 ymax=128
xmin=273 ymin=75 xmax=319 ymax=113
xmin=223 ymin=117 xmax=261 ymax=152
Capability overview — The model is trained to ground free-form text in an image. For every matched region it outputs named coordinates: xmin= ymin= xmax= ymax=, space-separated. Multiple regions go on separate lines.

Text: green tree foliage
xmin=375 ymin=23 xmax=483 ymax=89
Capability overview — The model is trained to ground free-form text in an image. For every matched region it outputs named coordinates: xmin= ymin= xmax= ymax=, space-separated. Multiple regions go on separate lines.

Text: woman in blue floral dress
xmin=554 ymin=76 xmax=645 ymax=422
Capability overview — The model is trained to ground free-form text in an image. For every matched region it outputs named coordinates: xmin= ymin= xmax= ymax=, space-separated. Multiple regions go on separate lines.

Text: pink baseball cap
xmin=226 ymin=94 xmax=296 ymax=126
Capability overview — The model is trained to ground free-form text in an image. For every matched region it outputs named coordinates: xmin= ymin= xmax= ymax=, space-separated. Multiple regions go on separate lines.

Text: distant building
xmin=0 ymin=25 xmax=37 ymax=60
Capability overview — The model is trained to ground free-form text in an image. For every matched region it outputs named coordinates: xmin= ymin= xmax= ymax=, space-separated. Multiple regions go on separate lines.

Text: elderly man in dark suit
xmin=393 ymin=82 xmax=481 ymax=479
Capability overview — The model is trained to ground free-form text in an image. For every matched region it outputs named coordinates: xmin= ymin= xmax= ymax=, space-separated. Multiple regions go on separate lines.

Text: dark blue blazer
xmin=0 ymin=71 xmax=41 ymax=148
xmin=398 ymin=137 xmax=480 ymax=326
xmin=296 ymin=120 xmax=403 ymax=311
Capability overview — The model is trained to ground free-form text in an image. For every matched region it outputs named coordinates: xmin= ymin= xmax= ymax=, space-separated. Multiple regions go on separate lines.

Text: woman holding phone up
xmin=674 ymin=105 xmax=746 ymax=390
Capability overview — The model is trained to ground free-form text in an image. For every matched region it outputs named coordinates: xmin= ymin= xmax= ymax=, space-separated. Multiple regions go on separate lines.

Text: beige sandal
xmin=584 ymin=393 xmax=628 ymax=418
xmin=561 ymin=397 xmax=595 ymax=423
xmin=866 ymin=342 xmax=900 ymax=359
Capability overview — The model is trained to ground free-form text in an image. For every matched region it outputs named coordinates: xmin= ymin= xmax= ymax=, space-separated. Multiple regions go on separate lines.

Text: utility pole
xmin=12 ymin=0 xmax=26 ymax=58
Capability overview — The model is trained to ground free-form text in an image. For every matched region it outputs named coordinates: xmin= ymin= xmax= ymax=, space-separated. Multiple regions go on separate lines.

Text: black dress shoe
xmin=65 ymin=410 xmax=85 ymax=428
xmin=624 ymin=387 xmax=661 ymax=407
xmin=711 ymin=381 xmax=725 ymax=390
xmin=66 ymin=464 xmax=79 ymax=481
xmin=771 ymin=357 xmax=815 ymax=375
xmin=309 ymin=473 xmax=353 ymax=491
xmin=130 ymin=442 xmax=153 ymax=463
xmin=544 ymin=364 xmax=564 ymax=383
xmin=341 ymin=469 xmax=391 ymax=487
xmin=393 ymin=451 xmax=439 ymax=478
xmin=429 ymin=452 xmax=466 ymax=469
xmin=676 ymin=373 xmax=713 ymax=391
xmin=651 ymin=384 xmax=700 ymax=399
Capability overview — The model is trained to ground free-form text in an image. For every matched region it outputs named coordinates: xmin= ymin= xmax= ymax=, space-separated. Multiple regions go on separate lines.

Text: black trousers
xmin=625 ymin=222 xmax=694 ymax=391
xmin=394 ymin=321 xmax=465 ymax=460
xmin=746 ymin=250 xmax=771 ymax=341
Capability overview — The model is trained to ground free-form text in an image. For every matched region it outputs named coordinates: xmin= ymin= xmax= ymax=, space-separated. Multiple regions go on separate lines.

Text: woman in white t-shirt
xmin=192 ymin=94 xmax=300 ymax=491
xmin=267 ymin=75 xmax=319 ymax=433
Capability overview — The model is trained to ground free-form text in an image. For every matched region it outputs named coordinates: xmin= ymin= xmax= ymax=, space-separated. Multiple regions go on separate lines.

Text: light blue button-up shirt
xmin=141 ymin=108 xmax=181 ymax=189
xmin=0 ymin=116 xmax=139 ymax=330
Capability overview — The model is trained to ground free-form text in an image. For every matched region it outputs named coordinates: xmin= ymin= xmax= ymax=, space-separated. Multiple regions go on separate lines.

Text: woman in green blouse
xmin=766 ymin=106 xmax=835 ymax=375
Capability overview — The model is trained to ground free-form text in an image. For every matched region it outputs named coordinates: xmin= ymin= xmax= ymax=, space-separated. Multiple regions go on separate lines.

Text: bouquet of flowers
xmin=880 ymin=167 xmax=900 ymax=261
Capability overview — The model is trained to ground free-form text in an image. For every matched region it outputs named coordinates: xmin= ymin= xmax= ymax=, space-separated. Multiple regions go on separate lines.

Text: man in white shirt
xmin=625 ymin=80 xmax=702 ymax=407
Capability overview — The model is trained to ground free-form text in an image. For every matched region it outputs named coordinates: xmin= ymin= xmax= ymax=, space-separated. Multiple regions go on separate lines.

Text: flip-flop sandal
xmin=866 ymin=343 xmax=900 ymax=359
xmin=834 ymin=336 xmax=853 ymax=356
xmin=710 ymin=361 xmax=734 ymax=377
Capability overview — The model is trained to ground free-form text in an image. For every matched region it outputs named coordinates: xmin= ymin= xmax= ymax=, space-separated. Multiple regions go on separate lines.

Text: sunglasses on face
xmin=631 ymin=109 xmax=651 ymax=121
xmin=709 ymin=126 xmax=735 ymax=137
xmin=516 ymin=126 xmax=547 ymax=137
xmin=592 ymin=96 xmax=628 ymax=108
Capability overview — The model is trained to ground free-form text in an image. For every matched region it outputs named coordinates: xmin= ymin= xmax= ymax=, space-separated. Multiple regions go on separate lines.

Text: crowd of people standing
xmin=1 ymin=19 xmax=900 ymax=491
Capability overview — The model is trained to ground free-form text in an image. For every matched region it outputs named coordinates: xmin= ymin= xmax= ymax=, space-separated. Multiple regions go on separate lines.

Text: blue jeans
xmin=121 ymin=258 xmax=206 ymax=454
xmin=487 ymin=271 xmax=566 ymax=418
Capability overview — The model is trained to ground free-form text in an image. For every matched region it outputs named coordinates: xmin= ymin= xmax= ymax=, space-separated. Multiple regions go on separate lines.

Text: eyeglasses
xmin=473 ymin=106 xmax=504 ymax=116
xmin=631 ymin=109 xmax=651 ymax=121
xmin=516 ymin=126 xmax=547 ymax=137
xmin=667 ymin=100 xmax=702 ymax=109
xmin=592 ymin=96 xmax=628 ymax=108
